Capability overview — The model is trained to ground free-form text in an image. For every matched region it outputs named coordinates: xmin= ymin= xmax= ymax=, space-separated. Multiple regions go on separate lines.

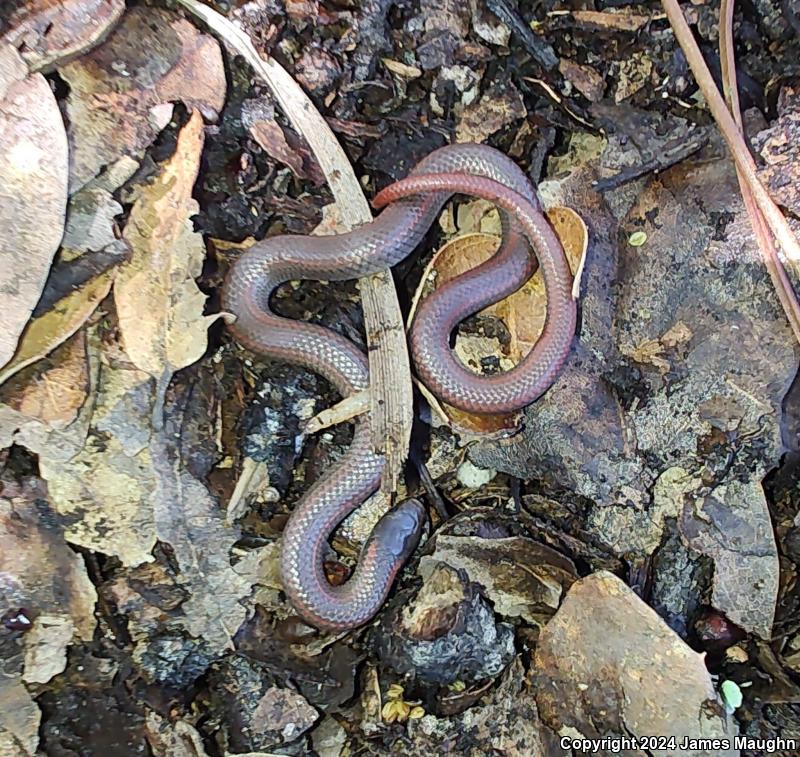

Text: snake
xmin=222 ymin=144 xmax=577 ymax=630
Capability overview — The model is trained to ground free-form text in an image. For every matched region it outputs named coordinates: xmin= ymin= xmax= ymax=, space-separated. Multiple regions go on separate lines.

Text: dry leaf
xmin=150 ymin=432 xmax=252 ymax=652
xmin=382 ymin=58 xmax=423 ymax=78
xmin=61 ymin=185 xmax=123 ymax=257
xmin=23 ymin=614 xmax=76 ymax=684
xmin=245 ymin=101 xmax=325 ymax=185
xmin=0 ymin=677 xmax=40 ymax=756
xmin=250 ymin=687 xmax=319 ymax=744
xmin=1 ymin=330 xmax=89 ymax=425
xmin=614 ymin=52 xmax=654 ymax=103
xmin=622 ymin=320 xmax=694 ymax=372
xmin=0 ymin=270 xmax=113 ymax=387
xmin=60 ymin=7 xmax=225 ymax=190
xmin=455 ymin=82 xmax=526 ymax=143
xmin=0 ymin=160 xmax=137 ymax=387
xmin=418 ymin=534 xmax=577 ymax=625
xmin=0 ymin=329 xmax=97 ymax=465
xmin=39 ymin=332 xmax=159 ymax=565
xmin=559 ymin=59 xmax=606 ymax=102
xmin=681 ymin=477 xmax=778 ymax=639
xmin=2 ymin=0 xmax=124 ymax=73
xmin=0 ymin=43 xmax=68 ymax=370
xmin=115 ymin=110 xmax=217 ymax=397
xmin=571 ymin=9 xmax=652 ymax=32
xmin=145 ymin=712 xmax=211 ymax=757
xmin=0 ymin=478 xmax=97 ymax=686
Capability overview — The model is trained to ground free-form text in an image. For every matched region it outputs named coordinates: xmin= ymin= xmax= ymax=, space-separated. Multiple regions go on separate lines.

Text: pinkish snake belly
xmin=223 ymin=144 xmax=577 ymax=630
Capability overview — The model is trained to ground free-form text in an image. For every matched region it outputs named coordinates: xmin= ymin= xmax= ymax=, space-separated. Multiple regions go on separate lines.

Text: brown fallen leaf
xmin=418 ymin=532 xmax=577 ymax=625
xmin=59 ymin=6 xmax=225 ymax=190
xmin=0 ymin=329 xmax=89 ymax=425
xmin=455 ymin=81 xmax=527 ymax=143
xmin=382 ymin=58 xmax=423 ymax=79
xmin=0 ymin=269 xmax=114 ymax=387
xmin=38 ymin=336 xmax=159 ymax=566
xmin=534 ymin=571 xmax=737 ymax=750
xmin=115 ymin=110 xmax=218 ymax=418
xmin=244 ymin=98 xmax=325 ymax=185
xmin=0 ymin=328 xmax=98 ymax=467
xmin=558 ymin=59 xmax=606 ymax=102
xmin=2 ymin=0 xmax=124 ymax=73
xmin=0 ymin=43 xmax=68 ymax=370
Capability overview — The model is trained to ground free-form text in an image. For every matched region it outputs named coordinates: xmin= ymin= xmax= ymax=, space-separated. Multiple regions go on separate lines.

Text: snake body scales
xmin=223 ymin=144 xmax=577 ymax=630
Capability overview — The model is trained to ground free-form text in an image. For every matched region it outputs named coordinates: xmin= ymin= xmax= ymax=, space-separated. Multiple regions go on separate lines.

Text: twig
xmin=592 ymin=129 xmax=709 ymax=192
xmin=661 ymin=0 xmax=800 ymax=343
xmin=175 ymin=0 xmax=413 ymax=490
xmin=305 ymin=389 xmax=370 ymax=435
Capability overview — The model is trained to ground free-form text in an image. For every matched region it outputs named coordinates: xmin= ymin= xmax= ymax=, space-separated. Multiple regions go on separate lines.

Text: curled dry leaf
xmin=0 ymin=270 xmax=113 ymax=387
xmin=412 ymin=204 xmax=586 ymax=434
xmin=2 ymin=0 xmax=124 ymax=73
xmin=115 ymin=110 xmax=218 ymax=401
xmin=60 ymin=6 xmax=225 ymax=190
xmin=0 ymin=44 xmax=68 ymax=371
xmin=570 ymin=9 xmax=653 ymax=32
xmin=144 ymin=712 xmax=210 ymax=757
xmin=418 ymin=533 xmax=577 ymax=625
xmin=534 ymin=572 xmax=737 ymax=750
